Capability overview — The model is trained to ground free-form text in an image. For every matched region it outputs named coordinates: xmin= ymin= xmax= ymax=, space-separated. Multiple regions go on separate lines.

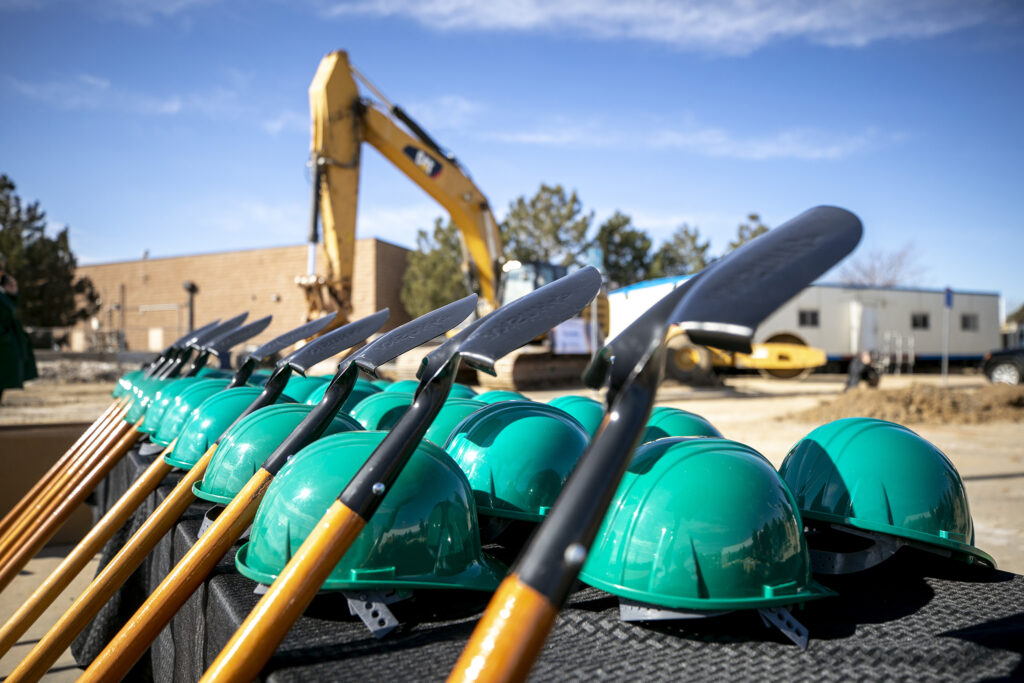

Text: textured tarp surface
xmin=76 ymin=449 xmax=1024 ymax=682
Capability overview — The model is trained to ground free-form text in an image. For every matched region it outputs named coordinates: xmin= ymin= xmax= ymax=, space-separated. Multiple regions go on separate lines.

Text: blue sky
xmin=2 ymin=0 xmax=1022 ymax=312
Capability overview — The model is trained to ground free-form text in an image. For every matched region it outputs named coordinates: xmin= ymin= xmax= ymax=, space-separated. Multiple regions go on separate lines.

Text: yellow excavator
xmin=298 ymin=50 xmax=602 ymax=388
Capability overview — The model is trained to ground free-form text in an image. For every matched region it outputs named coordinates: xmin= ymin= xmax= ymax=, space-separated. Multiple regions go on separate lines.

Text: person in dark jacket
xmin=0 ymin=255 xmax=38 ymax=403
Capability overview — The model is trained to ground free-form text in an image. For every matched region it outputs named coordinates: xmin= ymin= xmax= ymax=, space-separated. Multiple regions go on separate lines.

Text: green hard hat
xmin=475 ymin=390 xmax=529 ymax=404
xmin=152 ymin=378 xmax=238 ymax=448
xmin=350 ymin=391 xmax=414 ymax=430
xmin=548 ymin=395 xmax=604 ymax=437
xmin=384 ymin=379 xmax=420 ymax=393
xmin=779 ymin=417 xmax=994 ymax=569
xmin=448 ymin=383 xmax=479 ymax=400
xmin=124 ymin=376 xmax=175 ymax=424
xmin=282 ymin=375 xmax=331 ymax=402
xmin=165 ymin=387 xmax=296 ymax=470
xmin=423 ymin=398 xmax=486 ymax=448
xmin=444 ymin=402 xmax=589 ymax=522
xmin=303 ymin=377 xmax=382 ymax=415
xmin=579 ymin=437 xmax=833 ymax=611
xmin=641 ymin=406 xmax=722 ymax=443
xmin=193 ymin=403 xmax=363 ymax=505
xmin=370 ymin=379 xmax=392 ymax=390
xmin=139 ymin=377 xmax=229 ymax=436
xmin=236 ymin=430 xmax=506 ymax=592
xmin=113 ymin=370 xmax=144 ymax=398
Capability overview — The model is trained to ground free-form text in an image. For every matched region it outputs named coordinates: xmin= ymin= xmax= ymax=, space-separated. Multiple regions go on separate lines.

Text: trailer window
xmin=961 ymin=313 xmax=979 ymax=332
xmin=798 ymin=310 xmax=819 ymax=327
xmin=911 ymin=313 xmax=930 ymax=330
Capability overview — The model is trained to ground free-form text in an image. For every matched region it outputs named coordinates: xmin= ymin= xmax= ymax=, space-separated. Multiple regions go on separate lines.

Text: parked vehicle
xmin=983 ymin=347 xmax=1024 ymax=384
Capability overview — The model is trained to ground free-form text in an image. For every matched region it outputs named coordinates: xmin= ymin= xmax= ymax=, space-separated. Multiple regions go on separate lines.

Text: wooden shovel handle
xmin=80 ymin=468 xmax=275 ymax=683
xmin=447 ymin=575 xmax=558 ymax=683
xmin=0 ymin=443 xmax=174 ymax=657
xmin=199 ymin=500 xmax=367 ymax=683
xmin=6 ymin=443 xmax=216 ymax=683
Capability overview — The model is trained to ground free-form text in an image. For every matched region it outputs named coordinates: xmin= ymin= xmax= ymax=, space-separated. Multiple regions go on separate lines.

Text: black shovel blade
xmin=207 ymin=315 xmax=273 ymax=358
xmin=168 ymin=318 xmax=221 ymax=352
xmin=419 ymin=266 xmax=602 ymax=381
xmin=187 ymin=312 xmax=250 ymax=350
xmin=246 ymin=312 xmax=338 ymax=363
xmin=352 ymin=295 xmax=476 ymax=376
xmin=676 ymin=205 xmax=862 ymax=352
xmin=283 ymin=309 xmax=389 ymax=375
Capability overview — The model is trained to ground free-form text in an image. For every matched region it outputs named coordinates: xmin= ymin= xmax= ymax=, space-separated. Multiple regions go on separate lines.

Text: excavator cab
xmin=499 ymin=261 xmax=569 ymax=307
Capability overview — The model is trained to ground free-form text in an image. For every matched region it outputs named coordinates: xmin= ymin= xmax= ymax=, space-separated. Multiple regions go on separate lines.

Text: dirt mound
xmin=34 ymin=359 xmax=126 ymax=384
xmin=789 ymin=383 xmax=1024 ymax=425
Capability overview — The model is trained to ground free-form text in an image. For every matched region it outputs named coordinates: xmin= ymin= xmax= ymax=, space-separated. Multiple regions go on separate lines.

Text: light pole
xmin=183 ymin=281 xmax=199 ymax=333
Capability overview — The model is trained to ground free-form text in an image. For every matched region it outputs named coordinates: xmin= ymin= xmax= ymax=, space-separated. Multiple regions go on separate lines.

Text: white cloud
xmin=404 ymin=94 xmax=483 ymax=131
xmin=648 ymin=124 xmax=878 ymax=160
xmin=7 ymin=73 xmax=182 ymax=114
xmin=262 ymin=110 xmax=308 ymax=135
xmin=356 ymin=203 xmax=443 ymax=246
xmin=323 ymin=0 xmax=1007 ymax=55
xmin=198 ymin=198 xmax=306 ymax=236
xmin=486 ymin=112 xmax=879 ymax=161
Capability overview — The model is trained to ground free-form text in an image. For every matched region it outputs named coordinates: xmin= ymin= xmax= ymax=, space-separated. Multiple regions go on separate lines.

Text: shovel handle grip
xmin=448 ymin=574 xmax=558 ymax=683
xmin=200 ymin=500 xmax=366 ymax=683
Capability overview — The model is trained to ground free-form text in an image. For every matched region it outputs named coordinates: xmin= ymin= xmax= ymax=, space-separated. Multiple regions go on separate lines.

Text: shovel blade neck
xmin=339 ymin=363 xmax=456 ymax=519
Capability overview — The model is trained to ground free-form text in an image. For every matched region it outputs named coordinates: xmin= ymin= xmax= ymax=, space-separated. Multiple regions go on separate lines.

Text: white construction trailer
xmin=608 ymin=278 xmax=1001 ymax=371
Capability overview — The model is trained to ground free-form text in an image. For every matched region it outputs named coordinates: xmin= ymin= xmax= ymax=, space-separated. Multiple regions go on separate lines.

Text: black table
xmin=75 ymin=448 xmax=1024 ymax=681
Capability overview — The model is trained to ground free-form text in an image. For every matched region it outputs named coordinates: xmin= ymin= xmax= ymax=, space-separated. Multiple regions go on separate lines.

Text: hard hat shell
xmin=282 ymin=375 xmax=331 ymax=403
xmin=384 ymin=379 xmax=420 ymax=393
xmin=579 ymin=437 xmax=833 ymax=611
xmin=448 ymin=383 xmax=479 ymax=400
xmin=124 ymin=376 xmax=175 ymax=424
xmin=152 ymin=378 xmax=238 ymax=447
xmin=779 ymin=417 xmax=993 ymax=567
xmin=165 ymin=387 xmax=296 ymax=470
xmin=444 ymin=402 xmax=589 ymax=521
xmin=370 ymin=379 xmax=392 ymax=390
xmin=548 ymin=395 xmax=604 ymax=437
xmin=475 ymin=390 xmax=529 ymax=404
xmin=235 ymin=430 xmax=506 ymax=592
xmin=349 ymin=391 xmax=414 ymax=430
xmin=641 ymin=406 xmax=722 ymax=443
xmin=193 ymin=403 xmax=363 ymax=505
xmin=113 ymin=370 xmax=143 ymax=398
xmin=303 ymin=377 xmax=381 ymax=415
xmin=140 ymin=377 xmax=229 ymax=436
xmin=424 ymin=398 xmax=486 ymax=448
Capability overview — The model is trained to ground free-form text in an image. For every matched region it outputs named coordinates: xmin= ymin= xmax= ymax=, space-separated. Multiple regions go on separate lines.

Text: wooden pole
xmin=0 ymin=442 xmax=175 ymax=657
xmin=6 ymin=445 xmax=218 ymax=683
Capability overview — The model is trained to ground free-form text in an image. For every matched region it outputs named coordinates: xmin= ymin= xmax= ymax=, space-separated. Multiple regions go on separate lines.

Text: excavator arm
xmin=301 ymin=50 xmax=503 ymax=325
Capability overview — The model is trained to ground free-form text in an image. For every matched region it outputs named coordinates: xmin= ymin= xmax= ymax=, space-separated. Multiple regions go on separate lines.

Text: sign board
xmin=551 ymin=318 xmax=593 ymax=355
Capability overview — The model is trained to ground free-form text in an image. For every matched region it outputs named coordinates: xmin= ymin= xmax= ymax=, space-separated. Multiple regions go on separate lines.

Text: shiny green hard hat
xmin=423 ymin=398 xmax=486 ymax=448
xmin=779 ymin=417 xmax=994 ymax=570
xmin=384 ymin=379 xmax=420 ymax=393
xmin=349 ymin=391 xmax=414 ymax=430
xmin=303 ymin=377 xmax=381 ymax=415
xmin=475 ymin=390 xmax=529 ymax=404
xmin=124 ymin=376 xmax=176 ymax=424
xmin=580 ymin=437 xmax=833 ymax=611
xmin=139 ymin=377 xmax=229 ymax=436
xmin=282 ymin=375 xmax=331 ymax=402
xmin=193 ymin=403 xmax=363 ymax=505
xmin=444 ymin=402 xmax=589 ymax=522
xmin=165 ymin=387 xmax=296 ymax=469
xmin=152 ymin=378 xmax=238 ymax=448
xmin=113 ymin=370 xmax=144 ymax=398
xmin=548 ymin=395 xmax=604 ymax=437
xmin=370 ymin=379 xmax=392 ymax=390
xmin=641 ymin=406 xmax=722 ymax=443
xmin=448 ymin=383 xmax=479 ymax=400
xmin=236 ymin=430 xmax=506 ymax=592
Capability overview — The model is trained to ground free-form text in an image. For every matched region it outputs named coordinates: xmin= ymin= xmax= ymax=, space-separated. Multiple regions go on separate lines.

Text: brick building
xmin=72 ymin=239 xmax=412 ymax=353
